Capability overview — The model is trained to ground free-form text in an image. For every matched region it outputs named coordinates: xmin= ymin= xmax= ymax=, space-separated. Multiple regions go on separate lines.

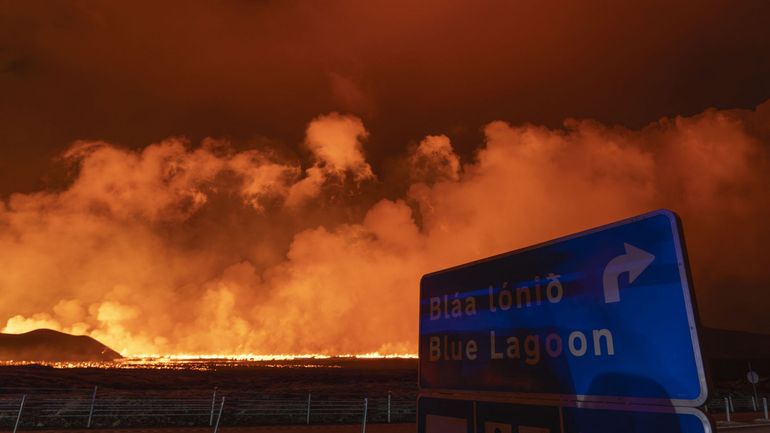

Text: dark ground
xmin=0 ymin=358 xmax=418 ymax=395
xmin=0 ymin=359 xmax=418 ymax=430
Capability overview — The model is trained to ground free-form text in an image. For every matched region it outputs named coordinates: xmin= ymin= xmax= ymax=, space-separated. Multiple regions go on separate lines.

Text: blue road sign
xmin=419 ymin=210 xmax=707 ymax=405
xmin=418 ymin=396 xmax=713 ymax=433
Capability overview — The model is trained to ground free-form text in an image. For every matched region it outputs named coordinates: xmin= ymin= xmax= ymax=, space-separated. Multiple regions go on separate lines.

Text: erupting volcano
xmin=1 ymin=0 xmax=769 ymax=360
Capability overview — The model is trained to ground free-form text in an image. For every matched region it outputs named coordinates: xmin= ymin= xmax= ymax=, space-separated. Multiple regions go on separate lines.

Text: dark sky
xmin=2 ymin=0 xmax=770 ymax=195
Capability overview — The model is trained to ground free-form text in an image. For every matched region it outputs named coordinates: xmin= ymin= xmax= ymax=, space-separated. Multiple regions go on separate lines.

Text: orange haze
xmin=2 ymin=103 xmax=770 ymax=355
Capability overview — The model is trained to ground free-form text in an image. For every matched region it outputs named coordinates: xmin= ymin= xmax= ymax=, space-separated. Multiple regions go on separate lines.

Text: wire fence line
xmin=705 ymin=393 xmax=770 ymax=419
xmin=0 ymin=387 xmax=416 ymax=430
xmin=3 ymin=386 xmax=765 ymax=431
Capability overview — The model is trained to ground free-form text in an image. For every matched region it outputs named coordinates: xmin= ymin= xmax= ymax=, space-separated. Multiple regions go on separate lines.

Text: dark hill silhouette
xmin=0 ymin=329 xmax=122 ymax=362
xmin=700 ymin=327 xmax=770 ymax=387
xmin=701 ymin=327 xmax=770 ymax=359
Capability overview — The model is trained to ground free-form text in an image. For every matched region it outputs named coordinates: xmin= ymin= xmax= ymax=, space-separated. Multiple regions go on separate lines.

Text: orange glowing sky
xmin=1 ymin=1 xmax=770 ymax=356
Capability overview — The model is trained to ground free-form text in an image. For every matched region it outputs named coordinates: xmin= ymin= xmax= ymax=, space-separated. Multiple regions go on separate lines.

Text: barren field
xmin=0 ymin=358 xmax=418 ymax=395
xmin=0 ymin=359 xmax=418 ymax=430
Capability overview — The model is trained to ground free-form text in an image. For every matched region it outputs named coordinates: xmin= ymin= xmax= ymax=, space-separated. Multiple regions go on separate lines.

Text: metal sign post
xmin=748 ymin=362 xmax=760 ymax=410
xmin=387 ymin=391 xmax=392 ymax=423
xmin=13 ymin=394 xmax=25 ymax=433
xmin=361 ymin=398 xmax=368 ymax=433
xmin=209 ymin=387 xmax=217 ymax=426
xmin=212 ymin=396 xmax=225 ymax=433
xmin=87 ymin=386 xmax=97 ymax=428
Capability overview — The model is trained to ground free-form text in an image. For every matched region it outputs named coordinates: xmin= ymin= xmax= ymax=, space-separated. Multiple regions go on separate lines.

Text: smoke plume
xmin=2 ymin=103 xmax=770 ymax=355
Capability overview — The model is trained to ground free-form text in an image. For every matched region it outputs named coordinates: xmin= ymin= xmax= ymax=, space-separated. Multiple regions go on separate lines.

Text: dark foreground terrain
xmin=0 ymin=357 xmax=417 ymax=395
xmin=0 ymin=359 xmax=418 ymax=430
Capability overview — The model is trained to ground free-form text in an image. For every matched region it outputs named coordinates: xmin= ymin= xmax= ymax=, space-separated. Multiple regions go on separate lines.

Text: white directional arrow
xmin=602 ymin=243 xmax=655 ymax=303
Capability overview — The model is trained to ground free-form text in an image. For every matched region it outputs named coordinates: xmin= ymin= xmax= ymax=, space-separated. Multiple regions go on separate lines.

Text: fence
xmin=5 ymin=387 xmax=766 ymax=431
xmin=704 ymin=394 xmax=770 ymax=423
xmin=0 ymin=387 xmax=416 ymax=431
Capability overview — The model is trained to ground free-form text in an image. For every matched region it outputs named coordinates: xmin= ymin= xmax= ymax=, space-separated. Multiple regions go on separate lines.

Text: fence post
xmin=387 ymin=391 xmax=392 ymax=423
xmin=213 ymin=396 xmax=225 ymax=433
xmin=725 ymin=397 xmax=731 ymax=423
xmin=87 ymin=386 xmax=98 ymax=428
xmin=13 ymin=394 xmax=26 ymax=433
xmin=209 ymin=387 xmax=217 ymax=426
xmin=764 ymin=397 xmax=768 ymax=420
xmin=361 ymin=398 xmax=368 ymax=433
xmin=306 ymin=392 xmax=311 ymax=424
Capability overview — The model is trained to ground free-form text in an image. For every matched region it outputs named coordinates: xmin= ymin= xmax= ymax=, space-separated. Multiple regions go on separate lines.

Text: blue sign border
xmin=418 ymin=209 xmax=709 ymax=407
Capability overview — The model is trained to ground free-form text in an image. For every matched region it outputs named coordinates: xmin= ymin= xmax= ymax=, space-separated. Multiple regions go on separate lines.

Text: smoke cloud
xmin=2 ymin=102 xmax=770 ymax=355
